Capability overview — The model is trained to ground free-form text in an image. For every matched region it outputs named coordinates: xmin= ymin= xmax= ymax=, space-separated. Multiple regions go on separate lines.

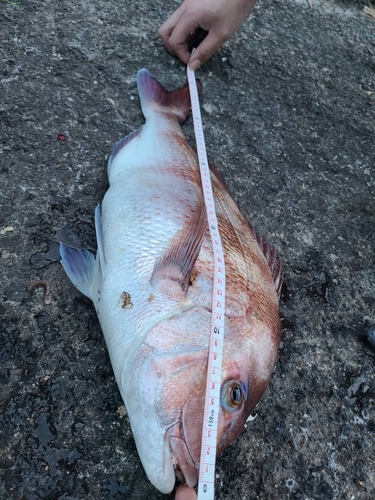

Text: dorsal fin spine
xmin=250 ymin=223 xmax=283 ymax=298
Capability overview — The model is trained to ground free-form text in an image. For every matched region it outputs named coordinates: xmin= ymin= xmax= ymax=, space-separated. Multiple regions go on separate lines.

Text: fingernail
xmin=189 ymin=59 xmax=201 ymax=72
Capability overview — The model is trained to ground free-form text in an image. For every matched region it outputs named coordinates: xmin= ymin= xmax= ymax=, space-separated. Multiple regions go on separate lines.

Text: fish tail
xmin=137 ymin=69 xmax=201 ymax=124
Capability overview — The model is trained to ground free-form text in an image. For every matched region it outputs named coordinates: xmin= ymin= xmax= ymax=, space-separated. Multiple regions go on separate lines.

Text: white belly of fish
xmin=96 ymin=117 xmax=204 ymax=392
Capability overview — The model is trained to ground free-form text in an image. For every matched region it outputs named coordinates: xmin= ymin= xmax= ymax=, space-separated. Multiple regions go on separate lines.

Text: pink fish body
xmin=61 ymin=69 xmax=282 ymax=494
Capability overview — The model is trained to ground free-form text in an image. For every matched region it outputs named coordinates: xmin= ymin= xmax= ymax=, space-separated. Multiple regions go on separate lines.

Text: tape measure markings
xmin=187 ymin=65 xmax=226 ymax=500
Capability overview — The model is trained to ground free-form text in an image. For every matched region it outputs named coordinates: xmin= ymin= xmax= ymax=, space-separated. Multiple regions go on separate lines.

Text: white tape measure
xmin=187 ymin=65 xmax=226 ymax=500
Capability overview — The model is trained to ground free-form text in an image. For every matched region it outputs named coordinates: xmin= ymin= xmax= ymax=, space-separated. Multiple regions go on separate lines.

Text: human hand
xmin=175 ymin=485 xmax=197 ymax=500
xmin=159 ymin=0 xmax=257 ymax=70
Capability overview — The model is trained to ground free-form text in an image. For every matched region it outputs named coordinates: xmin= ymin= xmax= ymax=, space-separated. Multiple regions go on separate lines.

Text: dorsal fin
xmin=151 ymin=200 xmax=207 ymax=292
xmin=251 ymin=224 xmax=283 ymax=297
xmin=208 ymin=160 xmax=283 ymax=298
xmin=209 ymin=160 xmax=283 ymax=298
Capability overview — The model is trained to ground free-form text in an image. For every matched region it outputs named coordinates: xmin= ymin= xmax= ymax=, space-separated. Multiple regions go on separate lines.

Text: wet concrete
xmin=1 ymin=0 xmax=375 ymax=499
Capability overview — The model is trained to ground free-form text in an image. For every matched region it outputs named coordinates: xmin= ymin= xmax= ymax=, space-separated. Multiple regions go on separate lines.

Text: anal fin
xmin=108 ymin=127 xmax=142 ymax=167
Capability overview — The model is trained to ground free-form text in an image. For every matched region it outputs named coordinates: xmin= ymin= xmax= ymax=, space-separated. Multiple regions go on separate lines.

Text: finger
xmin=169 ymin=18 xmax=198 ymax=64
xmin=158 ymin=21 xmax=175 ymax=41
xmin=175 ymin=485 xmax=197 ymax=500
xmin=188 ymin=30 xmax=226 ymax=70
xmin=158 ymin=6 xmax=185 ymax=56
xmin=159 ymin=21 xmax=178 ymax=57
xmin=168 ymin=17 xmax=199 ymax=65
xmin=159 ymin=27 xmax=178 ymax=57
xmin=160 ymin=2 xmax=184 ymax=32
xmin=187 ymin=27 xmax=208 ymax=53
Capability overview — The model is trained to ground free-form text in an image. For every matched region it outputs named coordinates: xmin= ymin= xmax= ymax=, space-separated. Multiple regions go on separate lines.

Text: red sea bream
xmin=60 ymin=69 xmax=282 ymax=494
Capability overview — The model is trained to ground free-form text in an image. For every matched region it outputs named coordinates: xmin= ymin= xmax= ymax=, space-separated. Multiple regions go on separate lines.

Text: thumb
xmin=188 ymin=31 xmax=224 ymax=71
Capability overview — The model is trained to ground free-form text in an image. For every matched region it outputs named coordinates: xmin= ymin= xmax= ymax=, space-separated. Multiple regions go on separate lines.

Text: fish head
xmin=121 ymin=305 xmax=280 ymax=493
xmin=216 ymin=317 xmax=281 ymax=455
xmin=120 ymin=306 xmax=210 ymax=493
xmin=166 ymin=314 xmax=280 ymax=487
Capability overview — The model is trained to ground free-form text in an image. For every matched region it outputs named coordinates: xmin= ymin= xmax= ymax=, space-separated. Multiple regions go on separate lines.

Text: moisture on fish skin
xmin=60 ymin=68 xmax=282 ymax=494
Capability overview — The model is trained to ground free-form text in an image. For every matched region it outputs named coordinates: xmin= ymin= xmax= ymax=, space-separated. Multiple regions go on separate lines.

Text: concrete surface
xmin=1 ymin=0 xmax=374 ymax=499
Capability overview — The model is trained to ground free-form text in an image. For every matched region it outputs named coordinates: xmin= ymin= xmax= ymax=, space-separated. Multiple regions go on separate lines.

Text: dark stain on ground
xmin=30 ymin=220 xmax=97 ymax=269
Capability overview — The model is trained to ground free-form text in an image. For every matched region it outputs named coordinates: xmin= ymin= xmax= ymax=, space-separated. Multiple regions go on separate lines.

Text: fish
xmin=60 ymin=69 xmax=282 ymax=494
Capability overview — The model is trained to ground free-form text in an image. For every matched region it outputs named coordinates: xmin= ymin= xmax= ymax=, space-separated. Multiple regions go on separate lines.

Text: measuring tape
xmin=187 ymin=65 xmax=226 ymax=500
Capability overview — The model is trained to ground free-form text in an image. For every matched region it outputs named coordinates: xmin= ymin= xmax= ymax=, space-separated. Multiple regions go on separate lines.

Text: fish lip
xmin=166 ymin=424 xmax=199 ymax=488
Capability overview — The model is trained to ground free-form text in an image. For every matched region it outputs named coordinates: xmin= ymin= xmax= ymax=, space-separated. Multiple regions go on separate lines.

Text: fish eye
xmin=221 ymin=379 xmax=246 ymax=412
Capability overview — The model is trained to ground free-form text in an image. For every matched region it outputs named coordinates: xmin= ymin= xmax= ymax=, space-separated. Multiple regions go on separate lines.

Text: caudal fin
xmin=137 ymin=69 xmax=202 ymax=124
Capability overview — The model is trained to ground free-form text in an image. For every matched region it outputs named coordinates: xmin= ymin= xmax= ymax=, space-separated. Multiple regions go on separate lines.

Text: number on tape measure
xmin=187 ymin=65 xmax=226 ymax=500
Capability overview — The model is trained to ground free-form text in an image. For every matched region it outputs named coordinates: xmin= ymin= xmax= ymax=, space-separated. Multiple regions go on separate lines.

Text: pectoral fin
xmin=152 ymin=201 xmax=207 ymax=292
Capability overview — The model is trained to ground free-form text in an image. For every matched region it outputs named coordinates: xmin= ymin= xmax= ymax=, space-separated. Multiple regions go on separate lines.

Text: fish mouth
xmin=167 ymin=423 xmax=199 ymax=488
xmin=165 ymin=381 xmax=208 ymax=487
